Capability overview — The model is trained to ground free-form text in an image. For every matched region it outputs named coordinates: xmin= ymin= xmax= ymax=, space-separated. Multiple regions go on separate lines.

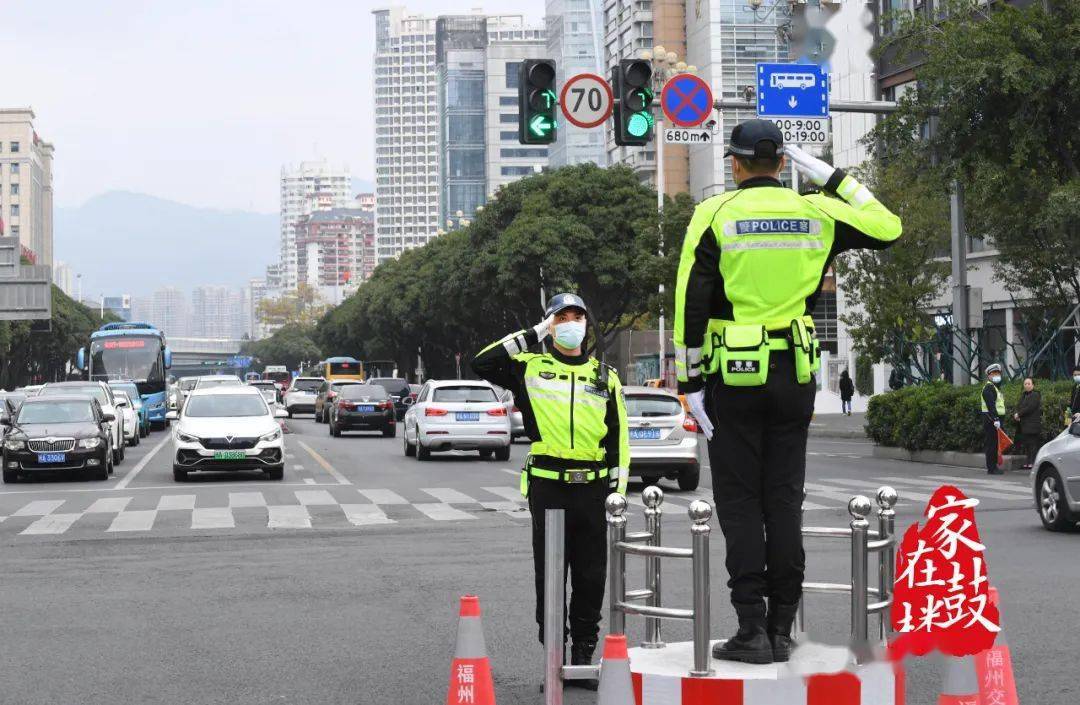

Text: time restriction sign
xmin=560 ymin=73 xmax=614 ymax=129
xmin=769 ymin=117 xmax=831 ymax=145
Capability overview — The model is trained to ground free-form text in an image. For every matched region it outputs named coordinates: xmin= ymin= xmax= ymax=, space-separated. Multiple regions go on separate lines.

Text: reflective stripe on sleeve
xmin=721 ymin=239 xmax=825 ymax=252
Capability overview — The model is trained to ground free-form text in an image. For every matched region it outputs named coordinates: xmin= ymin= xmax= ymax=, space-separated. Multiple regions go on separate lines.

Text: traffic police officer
xmin=982 ymin=363 xmax=1006 ymax=475
xmin=472 ymin=293 xmax=629 ymax=684
xmin=673 ymin=120 xmax=902 ymax=664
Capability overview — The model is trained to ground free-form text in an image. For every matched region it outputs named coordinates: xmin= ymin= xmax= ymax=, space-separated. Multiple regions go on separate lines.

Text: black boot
xmin=712 ymin=602 xmax=773 ymax=664
xmin=767 ymin=599 xmax=800 ymax=663
xmin=566 ymin=641 xmax=599 ymax=691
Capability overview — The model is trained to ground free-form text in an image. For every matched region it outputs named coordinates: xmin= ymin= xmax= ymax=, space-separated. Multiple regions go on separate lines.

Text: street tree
xmin=256 ymin=283 xmax=330 ymax=329
xmin=240 ymin=324 xmax=323 ymax=372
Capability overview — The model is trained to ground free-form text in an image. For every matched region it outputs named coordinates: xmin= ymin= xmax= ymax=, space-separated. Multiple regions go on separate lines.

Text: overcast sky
xmin=5 ymin=0 xmax=540 ymax=213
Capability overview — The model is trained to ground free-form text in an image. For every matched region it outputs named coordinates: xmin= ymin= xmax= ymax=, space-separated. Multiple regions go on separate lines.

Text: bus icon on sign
xmin=770 ymin=72 xmax=817 ymax=90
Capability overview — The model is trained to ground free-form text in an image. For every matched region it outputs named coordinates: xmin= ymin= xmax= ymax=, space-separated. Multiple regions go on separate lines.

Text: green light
xmin=542 ymin=89 xmax=557 ymax=109
xmin=627 ymin=112 xmax=651 ymax=137
xmin=529 ymin=114 xmax=554 ymax=137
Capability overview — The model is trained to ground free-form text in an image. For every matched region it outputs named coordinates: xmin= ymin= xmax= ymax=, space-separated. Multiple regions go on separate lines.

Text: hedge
xmin=865 ymin=380 xmax=1076 ymax=453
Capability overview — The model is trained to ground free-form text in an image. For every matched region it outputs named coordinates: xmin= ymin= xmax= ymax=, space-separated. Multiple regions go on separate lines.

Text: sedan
xmin=403 ymin=380 xmax=510 ymax=461
xmin=109 ymin=381 xmax=150 ymax=437
xmin=39 ymin=382 xmax=125 ymax=465
xmin=2 ymin=395 xmax=114 ymax=482
xmin=167 ymin=386 xmax=288 ymax=482
xmin=623 ymin=385 xmax=701 ymax=491
xmin=1031 ymin=420 xmax=1080 ymax=531
xmin=367 ymin=377 xmax=412 ymax=420
xmin=329 ymin=384 xmax=396 ymax=437
xmin=314 ymin=380 xmax=364 ymax=423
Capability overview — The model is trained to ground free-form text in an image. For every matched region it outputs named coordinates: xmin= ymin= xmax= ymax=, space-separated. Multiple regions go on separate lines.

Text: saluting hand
xmin=785 ymin=145 xmax=835 ymax=187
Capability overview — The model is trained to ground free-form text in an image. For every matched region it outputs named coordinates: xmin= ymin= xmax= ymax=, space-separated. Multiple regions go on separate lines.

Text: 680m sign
xmin=769 ymin=118 xmax=830 ymax=145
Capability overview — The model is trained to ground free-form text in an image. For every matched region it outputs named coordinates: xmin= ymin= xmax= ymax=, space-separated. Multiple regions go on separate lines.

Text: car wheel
xmin=677 ymin=466 xmax=701 ymax=492
xmin=107 ymin=451 xmax=114 ymax=475
xmin=265 ymin=466 xmax=284 ymax=481
xmin=404 ymin=430 xmax=416 ymax=457
xmin=642 ymin=474 xmax=662 ymax=487
xmin=119 ymin=444 xmax=126 ymax=462
xmin=173 ymin=466 xmax=187 ymax=482
xmin=2 ymin=469 xmax=16 ymax=483
xmin=94 ymin=463 xmax=109 ymax=481
xmin=383 ymin=424 xmax=396 ymax=438
xmin=479 ymin=449 xmax=494 ymax=460
xmin=287 ymin=408 xmax=293 ymax=418
xmin=495 ymin=445 xmax=511 ymax=462
xmin=1038 ymin=466 xmax=1075 ymax=531
xmin=417 ymin=441 xmax=431 ymax=461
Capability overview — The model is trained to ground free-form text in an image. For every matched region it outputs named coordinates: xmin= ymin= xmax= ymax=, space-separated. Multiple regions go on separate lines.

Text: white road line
xmin=0 ymin=481 xmax=342 ymax=495
xmin=86 ymin=497 xmax=133 ymax=513
xmin=357 ymin=489 xmax=408 ymax=505
xmin=874 ymin=476 xmax=1028 ymax=501
xmin=421 ymin=488 xmax=475 ymax=504
xmin=229 ymin=492 xmax=266 ymax=508
xmin=803 ymin=482 xmax=867 ymax=504
xmin=922 ymin=475 xmax=1031 ymax=493
xmin=13 ymin=500 xmax=65 ymax=517
xmin=285 ymin=453 xmax=297 ymax=459
xmin=413 ymin=503 xmax=476 ymax=521
xmin=156 ymin=495 xmax=196 ymax=511
xmin=107 ymin=510 xmax=157 ymax=532
xmin=303 ymin=478 xmax=316 ymax=485
xmin=114 ymin=435 xmax=170 ymax=490
xmin=191 ymin=507 xmax=235 ymax=529
xmin=268 ymin=505 xmax=311 ymax=528
xmin=816 ymin=478 xmax=933 ymax=504
xmin=20 ymin=513 xmax=83 ymax=535
xmin=499 ymin=468 xmax=520 ymax=477
xmin=340 ymin=504 xmax=395 ymax=526
xmin=801 ymin=500 xmax=831 ymax=511
xmin=296 ymin=489 xmax=338 ymax=506
xmin=296 ymin=441 xmax=351 ymax=485
xmin=483 ymin=486 xmax=524 ymax=502
xmin=293 ymin=465 xmax=306 ymax=471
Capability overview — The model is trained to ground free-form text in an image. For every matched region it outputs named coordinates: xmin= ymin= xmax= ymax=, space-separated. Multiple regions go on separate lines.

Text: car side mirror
xmin=274 ymin=408 xmax=289 ymax=418
xmin=166 ymin=410 xmax=178 ymax=420
xmin=1070 ymin=422 xmax=1080 ymax=438
xmin=403 ymin=396 xmax=415 ymax=406
xmin=1 ymin=415 xmax=11 ymax=426
xmin=102 ymin=413 xmax=116 ymax=422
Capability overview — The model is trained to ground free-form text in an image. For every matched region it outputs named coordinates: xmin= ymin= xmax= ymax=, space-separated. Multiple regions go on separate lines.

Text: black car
xmin=329 ymin=384 xmax=396 ymax=437
xmin=314 ymin=380 xmax=363 ymax=423
xmin=2 ymin=395 xmax=114 ymax=483
xmin=367 ymin=377 xmax=413 ymax=420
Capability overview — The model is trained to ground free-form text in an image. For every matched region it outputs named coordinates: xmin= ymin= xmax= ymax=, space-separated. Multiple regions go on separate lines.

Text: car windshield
xmin=258 ymin=389 xmax=277 ymax=402
xmin=184 ymin=394 xmax=268 ymax=418
xmin=432 ymin=386 xmax=496 ymax=403
xmin=198 ymin=378 xmax=241 ymax=388
xmin=341 ymin=385 xmax=388 ymax=400
xmin=179 ymin=378 xmax=198 ymax=391
xmin=625 ymin=395 xmax=682 ymax=418
xmin=41 ymin=385 xmax=109 ymax=406
xmin=17 ymin=401 xmax=95 ymax=424
xmin=369 ymin=378 xmax=409 ymax=395
xmin=110 ymin=383 xmax=141 ymax=404
xmin=115 ymin=392 xmax=133 ymax=406
xmin=292 ymin=379 xmax=322 ymax=392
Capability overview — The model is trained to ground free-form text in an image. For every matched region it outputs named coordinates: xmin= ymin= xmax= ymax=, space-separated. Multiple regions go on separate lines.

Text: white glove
xmin=532 ymin=315 xmax=554 ymax=341
xmin=686 ymin=390 xmax=714 ymax=441
xmin=993 ymin=420 xmax=1001 ymax=429
xmin=785 ymin=145 xmax=835 ymax=187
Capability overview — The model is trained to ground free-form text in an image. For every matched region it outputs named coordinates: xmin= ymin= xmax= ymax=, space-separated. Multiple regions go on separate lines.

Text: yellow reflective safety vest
xmin=673 ymin=172 xmax=902 ymax=393
xmin=472 ymin=328 xmax=630 ymax=496
xmin=981 ymin=382 xmax=1005 ymax=417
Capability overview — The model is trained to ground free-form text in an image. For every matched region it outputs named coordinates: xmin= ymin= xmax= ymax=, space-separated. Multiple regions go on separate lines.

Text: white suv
xmin=403 ymin=380 xmax=511 ymax=461
xmin=283 ymin=377 xmax=324 ymax=417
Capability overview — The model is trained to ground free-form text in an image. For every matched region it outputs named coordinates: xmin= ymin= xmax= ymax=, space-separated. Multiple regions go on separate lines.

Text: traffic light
xmin=517 ymin=59 xmax=558 ymax=145
xmin=612 ymin=59 xmax=654 ymax=146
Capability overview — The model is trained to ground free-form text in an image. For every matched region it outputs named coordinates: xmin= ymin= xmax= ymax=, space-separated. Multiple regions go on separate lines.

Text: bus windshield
xmin=89 ymin=336 xmax=163 ymax=388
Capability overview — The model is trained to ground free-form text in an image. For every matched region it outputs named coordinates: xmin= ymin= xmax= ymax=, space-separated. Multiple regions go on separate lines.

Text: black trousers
xmin=528 ymin=478 xmax=608 ymax=645
xmin=984 ymin=419 xmax=999 ymax=473
xmin=704 ymin=351 xmax=816 ymax=609
xmin=1022 ymin=433 xmax=1041 ymax=465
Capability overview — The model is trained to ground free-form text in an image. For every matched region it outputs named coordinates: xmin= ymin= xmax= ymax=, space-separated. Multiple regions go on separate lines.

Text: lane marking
xmin=480 ymin=500 xmax=529 ymax=518
xmin=268 ymin=505 xmax=311 ymax=528
xmin=357 ymin=489 xmax=408 ymax=505
xmin=191 ymin=507 xmax=235 ymax=529
xmin=107 ymin=510 xmax=157 ymax=532
xmin=413 ymin=503 xmax=475 ymax=521
xmin=156 ymin=495 xmax=196 ymax=511
xmin=293 ymin=465 xmax=306 ymax=471
xmin=0 ymin=481 xmax=343 ymax=495
xmin=296 ymin=489 xmax=337 ymax=506
xmin=803 ymin=482 xmax=867 ymax=504
xmin=304 ymin=478 xmax=316 ymax=485
xmin=229 ymin=492 xmax=266 ymax=508
xmin=421 ymin=488 xmax=475 ymax=504
xmin=873 ymin=476 xmax=1028 ymax=501
xmin=86 ymin=497 xmax=133 ymax=513
xmin=340 ymin=504 xmax=395 ymax=526
xmin=921 ymin=474 xmax=1030 ymax=493
xmin=20 ymin=513 xmax=82 ymax=535
xmin=816 ymin=478 xmax=933 ymax=504
xmin=499 ymin=468 xmax=520 ymax=477
xmin=13 ymin=500 xmax=64 ymax=517
xmin=483 ymin=486 xmax=524 ymax=502
xmin=114 ymin=435 xmax=170 ymax=490
xmin=297 ymin=441 xmax=351 ymax=485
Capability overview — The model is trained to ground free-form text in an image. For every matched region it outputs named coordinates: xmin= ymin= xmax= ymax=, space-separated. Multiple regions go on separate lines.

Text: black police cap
xmin=724 ymin=119 xmax=785 ymax=159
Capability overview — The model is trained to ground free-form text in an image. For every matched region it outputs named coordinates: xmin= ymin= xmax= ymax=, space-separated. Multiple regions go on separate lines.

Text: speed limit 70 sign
xmin=560 ymin=73 xmax=614 ymax=129
xmin=769 ymin=117 xmax=831 ymax=145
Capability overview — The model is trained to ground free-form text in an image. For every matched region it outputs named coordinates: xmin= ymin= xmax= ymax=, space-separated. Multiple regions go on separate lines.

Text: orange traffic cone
xmin=937 ymin=654 xmax=979 ymax=705
xmin=447 ymin=595 xmax=496 ymax=705
xmin=975 ymin=588 xmax=1019 ymax=705
xmin=597 ymin=634 xmax=635 ymax=705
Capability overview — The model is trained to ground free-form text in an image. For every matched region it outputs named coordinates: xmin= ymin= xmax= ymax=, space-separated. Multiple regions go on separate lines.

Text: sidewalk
xmin=809 ymin=411 xmax=868 ymax=440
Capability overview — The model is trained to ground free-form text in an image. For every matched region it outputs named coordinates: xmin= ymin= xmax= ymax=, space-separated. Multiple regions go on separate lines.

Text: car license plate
xmin=357 ymin=405 xmax=375 ymax=412
xmin=37 ymin=453 xmax=66 ymax=464
xmin=630 ymin=428 xmax=661 ymax=440
xmin=213 ymin=450 xmax=246 ymax=460
xmin=456 ymin=412 xmax=480 ymax=422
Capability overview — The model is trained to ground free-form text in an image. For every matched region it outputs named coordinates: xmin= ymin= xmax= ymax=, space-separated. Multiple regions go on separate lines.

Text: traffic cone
xmin=937 ymin=654 xmax=979 ymax=705
xmin=446 ymin=595 xmax=496 ymax=705
xmin=597 ymin=634 xmax=635 ymax=704
xmin=974 ymin=588 xmax=1019 ymax=705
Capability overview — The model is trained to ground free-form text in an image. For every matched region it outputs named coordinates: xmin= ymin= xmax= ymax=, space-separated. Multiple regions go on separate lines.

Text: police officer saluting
xmin=674 ymin=120 xmax=902 ymax=664
xmin=472 ymin=293 xmax=629 ymax=687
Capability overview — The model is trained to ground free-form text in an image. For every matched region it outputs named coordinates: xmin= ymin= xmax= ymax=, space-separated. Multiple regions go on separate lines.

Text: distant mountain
xmin=54 ymin=191 xmax=278 ymax=297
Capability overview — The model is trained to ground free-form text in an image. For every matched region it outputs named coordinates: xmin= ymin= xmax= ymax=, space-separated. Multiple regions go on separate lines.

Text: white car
xmin=113 ymin=390 xmax=141 ymax=447
xmin=1031 ymin=419 xmax=1080 ymax=531
xmin=283 ymin=376 xmax=324 ymax=417
xmin=38 ymin=381 xmax=126 ymax=466
xmin=167 ymin=385 xmax=288 ymax=482
xmin=403 ymin=380 xmax=511 ymax=461
xmin=623 ymin=385 xmax=701 ymax=491
xmin=193 ymin=374 xmax=243 ymax=390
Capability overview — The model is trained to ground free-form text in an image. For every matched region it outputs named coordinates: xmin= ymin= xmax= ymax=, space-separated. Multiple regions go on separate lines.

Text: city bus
xmin=76 ymin=322 xmax=173 ymax=428
xmin=262 ymin=365 xmax=291 ymax=390
xmin=321 ymin=356 xmax=365 ymax=382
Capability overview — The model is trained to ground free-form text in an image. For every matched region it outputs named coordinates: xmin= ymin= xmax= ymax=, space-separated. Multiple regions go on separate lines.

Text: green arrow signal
xmin=529 ymin=114 xmax=554 ymax=137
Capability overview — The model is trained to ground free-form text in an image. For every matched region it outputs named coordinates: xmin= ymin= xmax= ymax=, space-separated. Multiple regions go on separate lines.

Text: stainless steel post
xmin=642 ymin=486 xmax=664 ymax=648
xmin=544 ymin=509 xmax=566 ymax=705
xmin=796 ymin=597 xmax=806 ymax=635
xmin=848 ymin=497 xmax=872 ymax=647
xmin=606 ymin=494 xmax=628 ymax=636
xmin=689 ymin=500 xmax=714 ymax=677
xmin=876 ymin=487 xmax=898 ymax=643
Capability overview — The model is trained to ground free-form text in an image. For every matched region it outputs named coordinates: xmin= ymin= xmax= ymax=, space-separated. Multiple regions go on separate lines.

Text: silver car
xmin=1031 ymin=420 xmax=1080 ymax=531
xmin=624 ymin=385 xmax=701 ymax=491
xmin=403 ymin=380 xmax=511 ymax=461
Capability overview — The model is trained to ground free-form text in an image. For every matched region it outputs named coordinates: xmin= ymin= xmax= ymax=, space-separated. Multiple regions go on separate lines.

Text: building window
xmin=10 ymin=225 xmax=18 ymax=237
xmin=505 ymin=62 xmax=521 ymax=89
xmin=501 ymin=166 xmax=537 ymax=176
xmin=500 ymin=148 xmax=548 ymax=158
xmin=10 ymin=141 xmax=18 ymax=153
xmin=499 ymin=113 xmax=518 ymax=124
xmin=499 ymin=96 xmax=517 ymax=106
xmin=10 ymin=163 xmax=18 ymax=174
xmin=10 ymin=183 xmax=18 ymax=196
xmin=10 ymin=205 xmax=18 ymax=217
xmin=500 ymin=130 xmax=518 ymax=141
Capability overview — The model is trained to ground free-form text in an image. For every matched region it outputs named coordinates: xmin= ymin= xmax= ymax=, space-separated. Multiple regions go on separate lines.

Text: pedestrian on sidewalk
xmin=981 ymin=363 xmax=1006 ymax=475
xmin=1068 ymin=365 xmax=1080 ymax=425
xmin=1014 ymin=377 xmax=1042 ymax=469
xmin=839 ymin=369 xmax=854 ymax=415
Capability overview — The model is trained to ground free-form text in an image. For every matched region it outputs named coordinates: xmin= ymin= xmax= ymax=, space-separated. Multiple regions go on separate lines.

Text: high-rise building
xmin=53 ymin=260 xmax=74 ymax=298
xmin=145 ymin=287 xmax=190 ymax=338
xmin=373 ymin=7 xmax=440 ymax=263
xmin=545 ymin=0 xmax=606 ymax=167
xmin=191 ymin=285 xmax=242 ymax=338
xmin=244 ymin=278 xmax=268 ymax=340
xmin=0 ymin=108 xmax=54 ymax=267
xmin=295 ymin=207 xmax=374 ymax=304
xmin=279 ymin=161 xmax=351 ymax=290
xmin=355 ymin=192 xmax=375 ymax=212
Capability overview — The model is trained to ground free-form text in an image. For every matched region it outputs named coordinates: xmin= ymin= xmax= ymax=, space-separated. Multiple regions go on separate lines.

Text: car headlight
xmin=3 ymin=438 xmax=25 ymax=451
xmin=260 ymin=428 xmax=282 ymax=443
xmin=78 ymin=437 xmax=103 ymax=449
xmin=175 ymin=430 xmax=199 ymax=443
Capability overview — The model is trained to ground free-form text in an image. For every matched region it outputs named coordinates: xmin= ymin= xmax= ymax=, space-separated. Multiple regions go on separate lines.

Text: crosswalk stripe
xmin=340 ymin=504 xmax=395 ymax=526
xmin=86 ymin=497 xmax=133 ymax=513
xmin=268 ymin=505 xmax=310 ymax=528
xmin=191 ymin=507 xmax=235 ymax=529
xmin=296 ymin=489 xmax=338 ymax=506
xmin=803 ymin=482 xmax=865 ymax=504
xmin=156 ymin=495 xmax=196 ymax=511
xmin=483 ymin=486 xmax=524 ymax=502
xmin=873 ymin=476 xmax=1028 ymax=501
xmin=357 ymin=489 xmax=408 ymax=505
xmin=229 ymin=492 xmax=266 ymax=508
xmin=414 ymin=503 xmax=476 ymax=521
xmin=921 ymin=475 xmax=1031 ymax=494
xmin=108 ymin=510 xmax=157 ymax=532
xmin=817 ymin=478 xmax=932 ymax=503
xmin=13 ymin=500 xmax=64 ymax=517
xmin=20 ymin=513 xmax=83 ymax=535
xmin=422 ymin=488 xmax=475 ymax=504
xmin=801 ymin=500 xmax=831 ymax=511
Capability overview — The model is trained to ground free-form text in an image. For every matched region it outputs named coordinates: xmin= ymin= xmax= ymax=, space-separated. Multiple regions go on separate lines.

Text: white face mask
xmin=1074 ymin=375 xmax=1080 ymax=384
xmin=990 ymin=375 xmax=1002 ymax=384
xmin=553 ymin=320 xmax=587 ymax=350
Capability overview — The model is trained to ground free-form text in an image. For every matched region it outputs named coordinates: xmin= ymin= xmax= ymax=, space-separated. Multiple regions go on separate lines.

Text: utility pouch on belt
xmin=718 ymin=324 xmax=770 ymax=387
xmin=790 ymin=318 xmax=818 ymax=384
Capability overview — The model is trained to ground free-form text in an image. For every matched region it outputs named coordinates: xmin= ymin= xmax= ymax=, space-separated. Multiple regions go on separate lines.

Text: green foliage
xmin=240 ymin=324 xmax=323 ymax=372
xmin=855 ymin=355 xmax=874 ymax=397
xmin=866 ymin=379 xmax=1075 ymax=452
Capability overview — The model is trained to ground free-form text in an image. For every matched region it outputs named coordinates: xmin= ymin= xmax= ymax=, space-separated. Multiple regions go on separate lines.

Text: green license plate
xmin=213 ymin=450 xmax=247 ymax=460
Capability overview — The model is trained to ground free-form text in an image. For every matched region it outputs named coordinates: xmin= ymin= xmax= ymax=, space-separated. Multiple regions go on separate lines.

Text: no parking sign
xmin=660 ymin=74 xmax=713 ymax=128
